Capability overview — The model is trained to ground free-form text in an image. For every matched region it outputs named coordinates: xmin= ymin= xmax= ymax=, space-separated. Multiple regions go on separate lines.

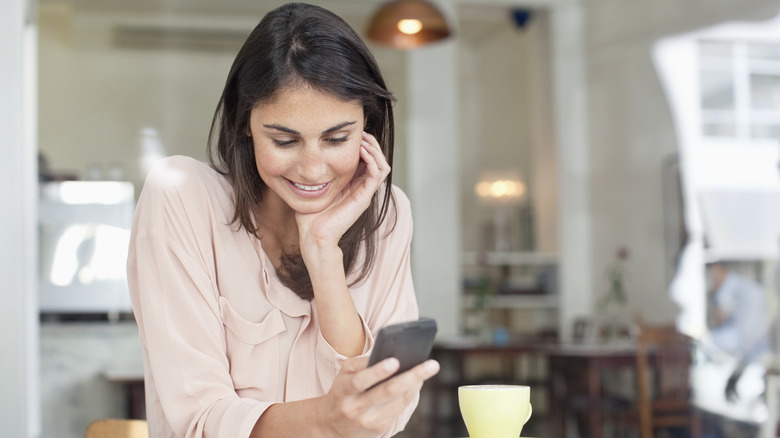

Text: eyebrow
xmin=262 ymin=121 xmax=357 ymax=135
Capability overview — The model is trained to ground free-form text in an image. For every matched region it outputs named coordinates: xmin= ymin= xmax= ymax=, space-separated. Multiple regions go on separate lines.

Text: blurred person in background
xmin=699 ymin=261 xmax=775 ymax=438
xmin=707 ymin=262 xmax=770 ymax=364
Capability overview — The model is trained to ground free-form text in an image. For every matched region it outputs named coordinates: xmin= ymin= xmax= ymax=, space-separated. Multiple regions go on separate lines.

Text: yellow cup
xmin=458 ymin=385 xmax=532 ymax=438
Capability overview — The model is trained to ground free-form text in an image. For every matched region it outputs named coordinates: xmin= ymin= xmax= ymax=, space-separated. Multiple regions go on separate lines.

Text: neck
xmin=256 ymin=191 xmax=299 ymax=247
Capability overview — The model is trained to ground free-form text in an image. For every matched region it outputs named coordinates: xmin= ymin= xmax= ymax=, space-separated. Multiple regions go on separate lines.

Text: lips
xmin=285 ymin=178 xmax=331 ymax=198
xmin=292 ymin=181 xmax=327 ymax=191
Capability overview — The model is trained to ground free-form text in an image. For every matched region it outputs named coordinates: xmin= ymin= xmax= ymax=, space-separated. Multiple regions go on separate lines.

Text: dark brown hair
xmin=207 ymin=2 xmax=397 ymax=300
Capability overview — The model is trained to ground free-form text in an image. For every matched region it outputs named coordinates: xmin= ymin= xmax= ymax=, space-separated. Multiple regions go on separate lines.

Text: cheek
xmin=253 ymin=146 xmax=290 ymax=179
xmin=333 ymin=145 xmax=362 ymax=176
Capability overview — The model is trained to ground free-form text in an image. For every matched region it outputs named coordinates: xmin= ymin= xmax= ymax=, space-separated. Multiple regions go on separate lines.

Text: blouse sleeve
xmin=127 ymin=159 xmax=267 ymax=438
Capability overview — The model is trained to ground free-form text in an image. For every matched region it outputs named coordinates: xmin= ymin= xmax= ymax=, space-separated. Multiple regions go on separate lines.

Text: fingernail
xmin=425 ymin=360 xmax=440 ymax=374
xmin=384 ymin=358 xmax=399 ymax=372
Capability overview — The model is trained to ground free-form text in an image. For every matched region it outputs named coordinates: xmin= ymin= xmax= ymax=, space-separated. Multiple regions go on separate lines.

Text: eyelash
xmin=272 ymin=139 xmax=296 ymax=147
xmin=271 ymin=137 xmax=349 ymax=147
xmin=327 ymin=136 xmax=349 ymax=145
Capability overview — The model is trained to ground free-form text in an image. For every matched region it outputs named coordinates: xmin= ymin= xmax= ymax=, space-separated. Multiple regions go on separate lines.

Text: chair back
xmin=85 ymin=419 xmax=148 ymax=438
xmin=635 ymin=317 xmax=699 ymax=438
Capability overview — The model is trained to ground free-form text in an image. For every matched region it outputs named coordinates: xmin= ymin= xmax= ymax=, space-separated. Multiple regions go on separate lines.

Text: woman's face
xmin=248 ymin=85 xmax=364 ymax=215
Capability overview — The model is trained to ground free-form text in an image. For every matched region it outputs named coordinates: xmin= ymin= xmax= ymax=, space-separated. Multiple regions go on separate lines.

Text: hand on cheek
xmin=295 ymin=132 xmax=389 ymax=250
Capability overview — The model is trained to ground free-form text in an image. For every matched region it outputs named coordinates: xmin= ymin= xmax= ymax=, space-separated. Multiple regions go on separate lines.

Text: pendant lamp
xmin=366 ymin=0 xmax=452 ymax=49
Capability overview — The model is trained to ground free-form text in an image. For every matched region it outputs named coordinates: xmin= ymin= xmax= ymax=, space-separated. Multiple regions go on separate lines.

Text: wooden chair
xmin=85 ymin=419 xmax=148 ymax=438
xmin=635 ymin=318 xmax=701 ymax=438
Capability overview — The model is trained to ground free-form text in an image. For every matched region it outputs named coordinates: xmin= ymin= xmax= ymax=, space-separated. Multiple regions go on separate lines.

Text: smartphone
xmin=367 ymin=318 xmax=438 ymax=378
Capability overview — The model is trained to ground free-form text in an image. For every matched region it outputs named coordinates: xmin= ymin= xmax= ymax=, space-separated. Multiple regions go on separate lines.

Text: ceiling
xmin=37 ymin=0 xmax=524 ymax=31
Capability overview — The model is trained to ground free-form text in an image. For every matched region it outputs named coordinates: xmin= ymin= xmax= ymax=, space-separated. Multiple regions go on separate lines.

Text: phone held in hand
xmin=367 ymin=318 xmax=437 ymax=378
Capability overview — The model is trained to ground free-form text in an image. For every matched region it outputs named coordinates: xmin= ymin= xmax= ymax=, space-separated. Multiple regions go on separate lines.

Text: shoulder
xmin=143 ymin=156 xmax=221 ymax=189
xmin=137 ymin=156 xmax=233 ymax=224
xmin=143 ymin=156 xmax=229 ymax=198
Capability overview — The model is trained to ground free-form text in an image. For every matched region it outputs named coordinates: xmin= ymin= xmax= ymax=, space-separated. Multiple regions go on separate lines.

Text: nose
xmin=296 ymin=144 xmax=327 ymax=183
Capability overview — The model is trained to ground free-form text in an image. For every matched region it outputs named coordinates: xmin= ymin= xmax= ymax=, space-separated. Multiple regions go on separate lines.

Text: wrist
xmin=301 ymin=243 xmax=343 ymax=269
xmin=312 ymin=395 xmax=337 ymax=438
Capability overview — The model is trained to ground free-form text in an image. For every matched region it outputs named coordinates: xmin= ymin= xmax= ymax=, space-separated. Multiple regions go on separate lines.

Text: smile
xmin=292 ymin=181 xmax=327 ymax=191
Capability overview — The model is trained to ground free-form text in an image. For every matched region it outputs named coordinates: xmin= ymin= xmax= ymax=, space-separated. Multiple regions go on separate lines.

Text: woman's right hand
xmin=315 ymin=356 xmax=440 ymax=438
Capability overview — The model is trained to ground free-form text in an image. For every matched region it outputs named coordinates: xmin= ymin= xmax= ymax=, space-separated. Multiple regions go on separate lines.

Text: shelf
xmin=462 ymin=251 xmax=558 ymax=266
xmin=462 ymin=294 xmax=558 ymax=309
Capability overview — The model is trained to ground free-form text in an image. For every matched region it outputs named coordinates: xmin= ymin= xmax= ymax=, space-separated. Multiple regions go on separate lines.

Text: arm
xmin=304 ymin=244 xmax=365 ymax=357
xmin=296 ymin=132 xmax=391 ymax=357
xmin=128 ymin=158 xmax=268 ymax=437
xmin=255 ymin=186 xmax=437 ymax=437
xmin=277 ymin=134 xmax=431 ymax=437
xmin=251 ymin=357 xmax=439 ymax=438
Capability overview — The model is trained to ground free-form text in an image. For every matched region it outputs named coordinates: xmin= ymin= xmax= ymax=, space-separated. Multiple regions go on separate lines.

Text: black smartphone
xmin=367 ymin=318 xmax=437 ymax=378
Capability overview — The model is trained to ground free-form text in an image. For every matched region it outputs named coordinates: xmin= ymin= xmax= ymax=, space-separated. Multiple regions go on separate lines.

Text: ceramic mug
xmin=458 ymin=385 xmax=532 ymax=438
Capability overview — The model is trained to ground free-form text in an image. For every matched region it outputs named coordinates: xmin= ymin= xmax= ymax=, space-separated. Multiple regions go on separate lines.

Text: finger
xmin=349 ymin=358 xmax=400 ymax=393
xmin=360 ymin=141 xmax=389 ymax=184
xmin=359 ymin=143 xmax=382 ymax=179
xmin=359 ymin=382 xmax=423 ymax=430
xmin=362 ymin=131 xmax=380 ymax=149
xmin=361 ymin=133 xmax=390 ymax=175
xmin=364 ymin=360 xmax=439 ymax=404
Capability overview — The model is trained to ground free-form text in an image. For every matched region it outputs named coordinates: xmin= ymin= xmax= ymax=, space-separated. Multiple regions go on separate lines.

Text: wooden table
xmin=545 ymin=342 xmax=640 ymax=438
xmin=102 ymin=340 xmax=643 ymax=438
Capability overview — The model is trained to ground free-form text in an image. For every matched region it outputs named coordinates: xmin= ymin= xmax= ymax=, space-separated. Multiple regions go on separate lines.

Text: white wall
xmin=406 ymin=1 xmax=461 ymax=337
xmin=458 ymin=11 xmax=536 ymax=254
xmin=38 ymin=5 xmax=238 ymax=193
xmin=0 ymin=0 xmax=40 ymax=435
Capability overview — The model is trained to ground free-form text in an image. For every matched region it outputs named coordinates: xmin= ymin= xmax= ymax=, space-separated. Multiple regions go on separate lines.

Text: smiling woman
xmin=249 ymin=86 xmax=364 ymax=219
xmin=125 ymin=3 xmax=438 ymax=438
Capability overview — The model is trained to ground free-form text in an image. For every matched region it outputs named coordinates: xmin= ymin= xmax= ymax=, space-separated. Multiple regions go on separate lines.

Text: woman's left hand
xmin=295 ymin=132 xmax=390 ymax=253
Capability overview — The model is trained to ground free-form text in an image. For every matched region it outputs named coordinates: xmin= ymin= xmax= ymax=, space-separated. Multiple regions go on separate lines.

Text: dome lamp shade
xmin=366 ymin=0 xmax=452 ymax=49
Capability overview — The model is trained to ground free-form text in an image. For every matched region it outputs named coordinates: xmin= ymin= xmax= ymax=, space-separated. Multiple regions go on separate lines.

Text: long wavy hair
xmin=207 ymin=2 xmax=397 ymax=300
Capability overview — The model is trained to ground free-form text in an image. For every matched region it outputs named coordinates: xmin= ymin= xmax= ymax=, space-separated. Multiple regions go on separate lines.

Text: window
xmin=699 ymin=39 xmax=780 ymax=141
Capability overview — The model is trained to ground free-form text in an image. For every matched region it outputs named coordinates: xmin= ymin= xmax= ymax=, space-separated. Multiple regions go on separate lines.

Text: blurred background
xmin=3 ymin=0 xmax=780 ymax=437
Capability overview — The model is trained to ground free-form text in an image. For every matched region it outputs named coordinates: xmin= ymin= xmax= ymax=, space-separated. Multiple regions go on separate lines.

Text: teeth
xmin=293 ymin=181 xmax=327 ymax=191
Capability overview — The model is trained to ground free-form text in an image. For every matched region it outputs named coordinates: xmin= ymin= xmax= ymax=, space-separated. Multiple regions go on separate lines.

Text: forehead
xmin=251 ymin=85 xmax=363 ymax=126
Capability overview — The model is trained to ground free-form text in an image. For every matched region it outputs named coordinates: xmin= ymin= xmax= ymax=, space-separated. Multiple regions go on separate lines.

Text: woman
xmin=127 ymin=3 xmax=439 ymax=437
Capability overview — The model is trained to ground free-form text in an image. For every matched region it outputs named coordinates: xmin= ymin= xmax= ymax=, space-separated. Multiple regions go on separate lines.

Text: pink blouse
xmin=127 ymin=156 xmax=419 ymax=438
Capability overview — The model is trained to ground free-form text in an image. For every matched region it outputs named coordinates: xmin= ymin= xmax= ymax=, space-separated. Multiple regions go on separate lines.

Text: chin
xmin=287 ymin=199 xmax=332 ymax=215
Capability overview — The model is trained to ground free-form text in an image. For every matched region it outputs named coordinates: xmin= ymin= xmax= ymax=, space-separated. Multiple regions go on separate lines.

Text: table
xmin=103 ymin=340 xmax=644 ymax=438
xmin=545 ymin=342 xmax=641 ymax=438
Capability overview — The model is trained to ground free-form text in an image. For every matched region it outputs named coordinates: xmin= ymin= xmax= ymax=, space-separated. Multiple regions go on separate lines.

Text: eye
xmin=272 ymin=138 xmax=296 ymax=147
xmin=325 ymin=136 xmax=349 ymax=145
